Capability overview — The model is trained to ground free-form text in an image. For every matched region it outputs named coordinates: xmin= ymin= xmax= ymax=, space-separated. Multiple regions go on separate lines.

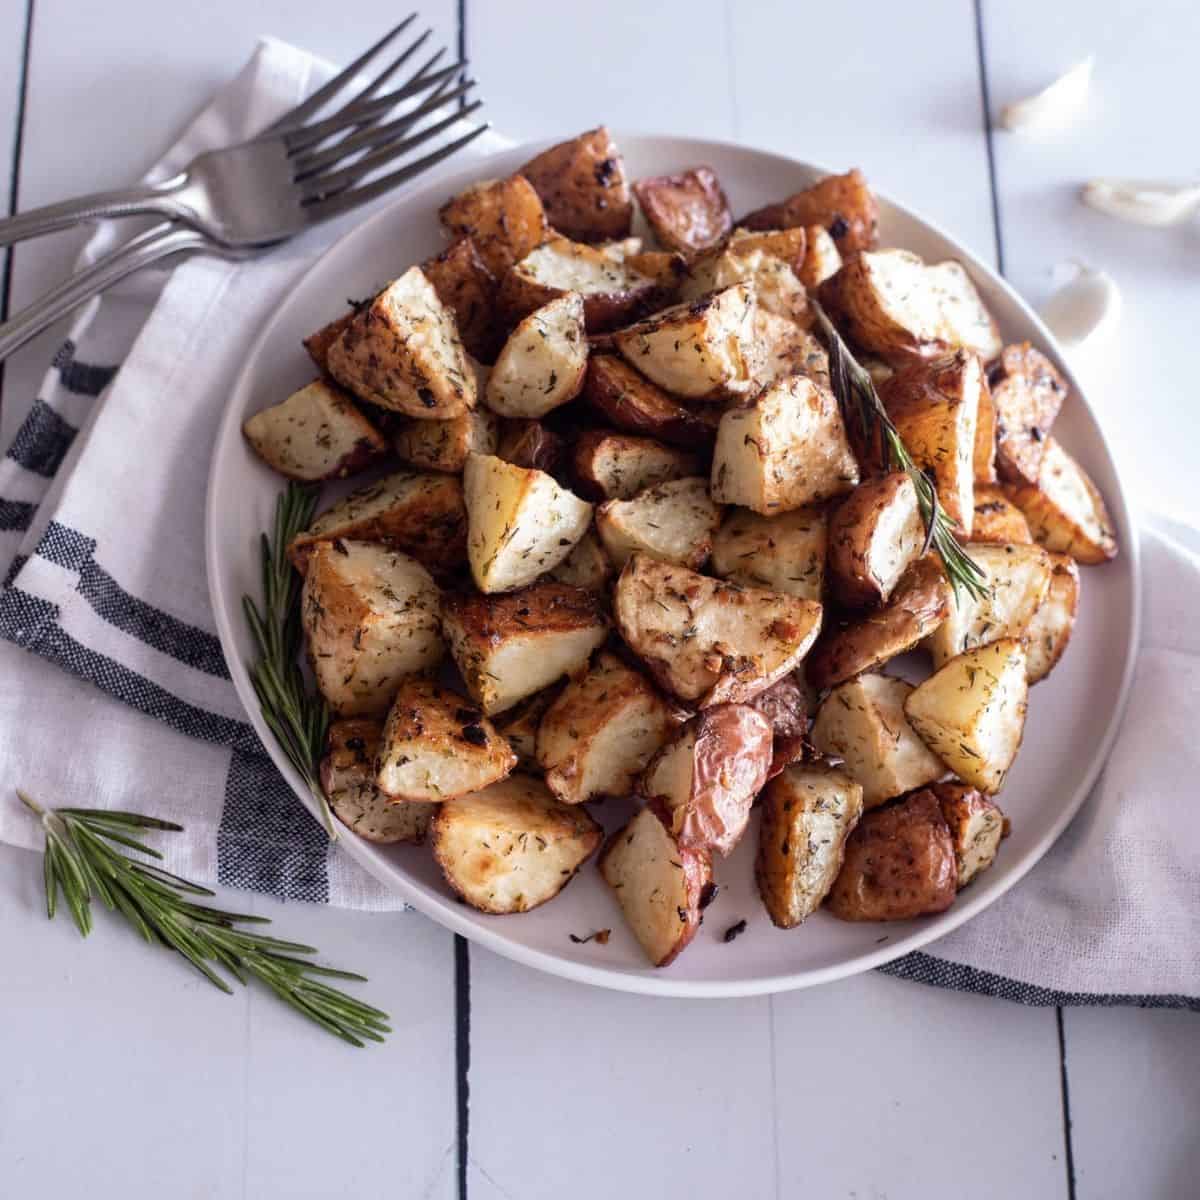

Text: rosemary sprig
xmin=242 ymin=483 xmax=336 ymax=837
xmin=810 ymin=299 xmax=987 ymax=602
xmin=18 ymin=790 xmax=390 ymax=1046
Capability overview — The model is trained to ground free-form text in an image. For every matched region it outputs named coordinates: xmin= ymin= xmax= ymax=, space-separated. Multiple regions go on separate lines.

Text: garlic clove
xmin=1039 ymin=263 xmax=1121 ymax=351
xmin=999 ymin=57 xmax=1093 ymax=132
xmin=1081 ymin=178 xmax=1200 ymax=227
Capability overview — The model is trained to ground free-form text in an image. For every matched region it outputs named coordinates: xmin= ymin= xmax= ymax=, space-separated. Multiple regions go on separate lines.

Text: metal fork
xmin=0 ymin=18 xmax=490 ymax=359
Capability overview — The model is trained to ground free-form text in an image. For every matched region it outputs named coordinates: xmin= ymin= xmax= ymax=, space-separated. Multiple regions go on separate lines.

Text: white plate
xmin=206 ymin=135 xmax=1140 ymax=998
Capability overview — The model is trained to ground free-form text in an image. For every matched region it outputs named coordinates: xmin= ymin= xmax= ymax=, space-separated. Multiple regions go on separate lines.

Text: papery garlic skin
xmin=1040 ymin=263 xmax=1121 ymax=351
xmin=1081 ymin=179 xmax=1200 ymax=227
xmin=999 ymin=57 xmax=1093 ymax=132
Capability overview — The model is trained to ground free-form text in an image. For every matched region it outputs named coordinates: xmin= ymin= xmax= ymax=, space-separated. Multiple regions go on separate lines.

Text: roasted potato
xmin=640 ymin=704 xmax=773 ymax=856
xmin=495 ymin=418 xmax=567 ymax=476
xmin=596 ymin=476 xmax=721 ymax=570
xmin=810 ymin=673 xmax=945 ymax=808
xmin=680 ymin=235 xmax=808 ymax=326
xmin=739 ymin=169 xmax=880 ymax=254
xmin=931 ymin=782 xmax=1007 ymax=888
xmin=1023 ymin=552 xmax=1080 ymax=683
xmin=989 ymin=343 xmax=1068 ymax=487
xmin=463 ymin=453 xmax=593 ymax=593
xmin=710 ymin=373 xmax=859 ymax=513
xmin=974 ymin=376 xmax=998 ymax=483
xmin=926 ymin=542 xmax=1053 ymax=669
xmin=537 ymin=651 xmax=679 ymax=804
xmin=728 ymin=226 xmax=808 ymax=272
xmin=968 ymin=484 xmax=1032 ymax=545
xmin=485 ymin=292 xmax=589 ymax=419
xmin=326 ymin=266 xmax=476 ymax=419
xmin=826 ymin=472 xmax=925 ymax=608
xmin=494 ymin=686 xmax=562 ymax=769
xmin=756 ymin=762 xmax=864 ymax=927
xmin=432 ymin=775 xmax=602 ymax=914
xmin=393 ymin=408 xmax=498 ymax=474
xmin=420 ymin=236 xmax=504 ymax=363
xmin=442 ymin=582 xmax=609 ymax=715
xmin=613 ymin=283 xmax=761 ymax=402
xmin=302 ymin=541 xmax=443 ymax=717
xmin=614 ymin=553 xmax=823 ymax=706
xmin=1006 ymin=438 xmax=1118 ymax=564
xmin=753 ymin=312 xmax=831 ymax=389
xmin=598 ymin=804 xmax=713 ymax=967
xmin=826 ymin=788 xmax=957 ymax=921
xmin=807 ymin=557 xmax=952 ymax=688
xmin=904 ymin=638 xmax=1029 ymax=794
xmin=242 ymin=379 xmax=387 ymax=482
xmin=546 ymin=529 xmax=614 ymax=593
xmin=572 ymin=429 xmax=701 ymax=501
xmin=288 ymin=471 xmax=467 ymax=576
xmin=749 ymin=672 xmax=814 ymax=742
xmin=518 ymin=127 xmax=633 ymax=242
xmin=710 ymin=506 xmax=827 ymax=602
xmin=798 ymin=225 xmax=843 ymax=289
xmin=584 ymin=354 xmax=720 ymax=448
xmin=634 ymin=166 xmax=733 ymax=257
xmin=304 ymin=308 xmax=358 ymax=375
xmin=439 ymin=174 xmax=550 ymax=278
xmin=376 ymin=679 xmax=517 ymax=801
xmin=321 ymin=718 xmax=435 ymax=843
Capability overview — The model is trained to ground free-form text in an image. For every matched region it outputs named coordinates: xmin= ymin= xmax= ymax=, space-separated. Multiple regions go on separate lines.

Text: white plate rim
xmin=205 ymin=132 xmax=1141 ymax=999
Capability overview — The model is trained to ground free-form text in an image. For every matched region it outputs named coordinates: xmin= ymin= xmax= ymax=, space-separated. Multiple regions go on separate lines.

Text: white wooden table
xmin=1 ymin=3 xmax=1196 ymax=1197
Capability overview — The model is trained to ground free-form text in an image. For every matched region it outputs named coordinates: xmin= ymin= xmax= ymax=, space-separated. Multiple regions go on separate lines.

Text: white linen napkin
xmin=0 ymin=39 xmax=1194 ymax=1006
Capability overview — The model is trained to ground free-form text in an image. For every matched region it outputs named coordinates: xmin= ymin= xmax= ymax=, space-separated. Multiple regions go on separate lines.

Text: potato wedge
xmin=640 ymin=704 xmax=773 ymax=855
xmin=596 ymin=476 xmax=721 ymax=570
xmin=584 ymin=354 xmax=720 ymax=448
xmin=904 ymin=638 xmax=1029 ymax=794
xmin=545 ymin=529 xmax=614 ymax=593
xmin=926 ymin=542 xmax=1053 ymax=669
xmin=806 ymin=557 xmax=952 ymax=688
xmin=826 ymin=788 xmax=957 ymax=921
xmin=710 ymin=506 xmax=828 ymax=602
xmin=432 ymin=775 xmax=602 ymax=914
xmin=495 ymin=418 xmax=567 ymax=475
xmin=242 ymin=379 xmax=387 ymax=482
xmin=989 ymin=343 xmax=1068 ymax=487
xmin=420 ymin=236 xmax=504 ymax=363
xmin=376 ymin=679 xmax=516 ymax=801
xmin=614 ymin=553 xmax=823 ymax=706
xmin=288 ymin=471 xmax=467 ymax=576
xmin=537 ymin=651 xmax=679 ymax=804
xmin=326 ymin=266 xmax=476 ymax=418
xmin=518 ymin=126 xmax=633 ymax=242
xmin=439 ymin=174 xmax=549 ymax=278
xmin=710 ymin=373 xmax=859 ymax=513
xmin=494 ymin=686 xmax=562 ymax=769
xmin=304 ymin=308 xmax=358 ymax=375
xmin=756 ymin=762 xmax=864 ymax=927
xmin=728 ymin=226 xmax=808 ymax=272
xmin=463 ymin=453 xmax=593 ymax=593
xmin=798 ymin=225 xmax=843 ymax=288
xmin=634 ymin=166 xmax=732 ymax=257
xmin=1006 ymin=438 xmax=1118 ymax=564
xmin=680 ymin=237 xmax=808 ymax=326
xmin=810 ymin=673 xmax=945 ymax=808
xmin=320 ymin=718 xmax=435 ymax=843
xmin=613 ymin=283 xmax=761 ymax=402
xmin=302 ymin=541 xmax=443 ymax=717
xmin=485 ymin=293 xmax=589 ymax=419
xmin=974 ymin=375 xmax=998 ymax=483
xmin=827 ymin=472 xmax=924 ymax=608
xmin=598 ymin=804 xmax=712 ymax=967
xmin=931 ymin=782 xmax=1007 ymax=888
xmin=393 ymin=408 xmax=498 ymax=474
xmin=1023 ymin=552 xmax=1080 ymax=683
xmin=968 ymin=484 xmax=1032 ymax=545
xmin=753 ymin=312 xmax=830 ymax=389
xmin=572 ymin=429 xmax=701 ymax=501
xmin=739 ymin=169 xmax=879 ymax=254
xmin=442 ymin=582 xmax=609 ymax=715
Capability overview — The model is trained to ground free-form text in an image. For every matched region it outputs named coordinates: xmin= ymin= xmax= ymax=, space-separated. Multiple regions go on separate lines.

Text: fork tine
xmin=301 ymin=123 xmax=492 ymax=224
xmin=262 ymin=16 xmax=417 ymax=135
xmin=293 ymin=79 xmax=477 ymax=179
xmin=358 ymin=29 xmax=433 ymax=100
xmin=284 ymin=61 xmax=465 ymax=154
xmin=301 ymin=101 xmax=485 ymax=202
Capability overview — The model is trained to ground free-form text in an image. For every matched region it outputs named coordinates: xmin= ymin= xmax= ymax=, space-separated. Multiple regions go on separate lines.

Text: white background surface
xmin=0 ymin=2 xmax=1196 ymax=1198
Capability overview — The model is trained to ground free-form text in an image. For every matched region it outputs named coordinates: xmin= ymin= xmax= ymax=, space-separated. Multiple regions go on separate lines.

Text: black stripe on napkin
xmin=882 ymin=952 xmax=1200 ymax=1011
xmin=5 ymin=398 xmax=77 ymax=478
xmin=52 ymin=339 xmax=119 ymax=397
xmin=217 ymin=749 xmax=329 ymax=902
xmin=2 ymin=553 xmax=27 ymax=587
xmin=0 ymin=498 xmax=35 ymax=533
xmin=32 ymin=519 xmax=94 ymax=571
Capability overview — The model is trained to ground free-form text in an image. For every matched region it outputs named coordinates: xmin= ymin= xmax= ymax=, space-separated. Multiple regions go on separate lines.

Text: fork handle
xmin=0 ymin=174 xmax=190 ymax=247
xmin=0 ymin=223 xmax=210 ymax=361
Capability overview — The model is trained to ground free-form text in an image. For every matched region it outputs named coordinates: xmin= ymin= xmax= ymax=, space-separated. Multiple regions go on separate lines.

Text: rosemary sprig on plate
xmin=18 ymin=790 xmax=389 ymax=1046
xmin=810 ymin=299 xmax=987 ymax=602
xmin=242 ymin=482 xmax=336 ymax=837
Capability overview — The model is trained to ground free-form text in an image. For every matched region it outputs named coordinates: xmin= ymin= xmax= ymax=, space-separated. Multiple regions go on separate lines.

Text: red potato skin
xmin=739 ymin=169 xmax=879 ymax=254
xmin=748 ymin=674 xmax=810 ymax=741
xmin=634 ymin=166 xmax=733 ymax=257
xmin=583 ymin=355 xmax=721 ymax=449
